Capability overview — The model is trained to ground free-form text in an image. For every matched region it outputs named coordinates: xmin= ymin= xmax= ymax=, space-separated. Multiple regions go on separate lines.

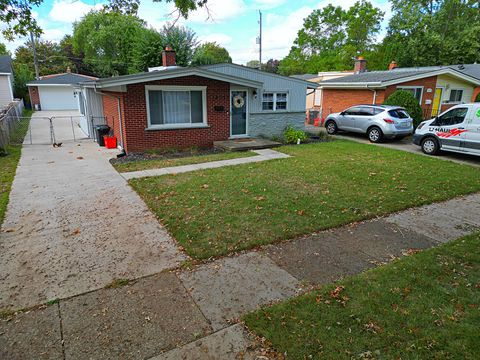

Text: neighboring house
xmin=0 ymin=55 xmax=14 ymax=108
xmin=80 ymin=48 xmax=316 ymax=153
xmin=318 ymin=58 xmax=480 ymax=119
xmin=27 ymin=69 xmax=97 ymax=111
xmin=292 ymin=71 xmax=354 ymax=110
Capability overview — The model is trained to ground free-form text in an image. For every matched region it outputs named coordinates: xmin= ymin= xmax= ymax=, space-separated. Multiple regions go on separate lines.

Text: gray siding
xmin=0 ymin=74 xmax=13 ymax=107
xmin=206 ymin=64 xmax=308 ymax=112
xmin=249 ymin=112 xmax=305 ymax=138
xmin=79 ymin=87 xmax=105 ymax=136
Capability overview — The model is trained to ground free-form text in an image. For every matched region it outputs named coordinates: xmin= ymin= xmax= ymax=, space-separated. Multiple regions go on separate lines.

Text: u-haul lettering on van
xmin=428 ymin=127 xmax=467 ymax=138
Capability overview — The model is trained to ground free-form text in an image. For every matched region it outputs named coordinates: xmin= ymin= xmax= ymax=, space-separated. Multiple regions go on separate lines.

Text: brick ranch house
xmin=317 ymin=58 xmax=480 ymax=120
xmin=79 ymin=49 xmax=316 ymax=153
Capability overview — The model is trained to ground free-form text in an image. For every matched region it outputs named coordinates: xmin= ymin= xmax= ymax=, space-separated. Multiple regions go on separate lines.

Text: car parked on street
xmin=324 ymin=105 xmax=414 ymax=143
xmin=413 ymin=103 xmax=480 ymax=156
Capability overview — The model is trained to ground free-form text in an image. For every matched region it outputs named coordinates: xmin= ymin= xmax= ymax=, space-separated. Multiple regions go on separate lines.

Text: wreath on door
xmin=233 ymin=94 xmax=245 ymax=108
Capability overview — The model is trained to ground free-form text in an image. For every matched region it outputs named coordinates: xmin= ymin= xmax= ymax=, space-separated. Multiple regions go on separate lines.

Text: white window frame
xmin=448 ymin=89 xmax=464 ymax=104
xmin=145 ymin=85 xmax=208 ymax=130
xmin=397 ymin=86 xmax=424 ymax=104
xmin=262 ymin=91 xmax=289 ymax=112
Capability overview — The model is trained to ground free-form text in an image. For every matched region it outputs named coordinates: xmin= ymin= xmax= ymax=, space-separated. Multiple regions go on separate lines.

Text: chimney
xmin=353 ymin=56 xmax=367 ymax=73
xmin=388 ymin=61 xmax=398 ymax=70
xmin=66 ymin=66 xmax=71 ymax=73
xmin=162 ymin=46 xmax=176 ymax=67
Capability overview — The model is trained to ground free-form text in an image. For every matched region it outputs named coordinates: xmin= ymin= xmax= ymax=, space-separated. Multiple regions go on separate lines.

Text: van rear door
xmin=462 ymin=104 xmax=480 ymax=155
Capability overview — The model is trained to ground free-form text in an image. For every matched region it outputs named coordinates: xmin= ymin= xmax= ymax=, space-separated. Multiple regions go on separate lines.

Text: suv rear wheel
xmin=367 ymin=126 xmax=383 ymax=143
xmin=325 ymin=120 xmax=338 ymax=135
xmin=421 ymin=137 xmax=439 ymax=155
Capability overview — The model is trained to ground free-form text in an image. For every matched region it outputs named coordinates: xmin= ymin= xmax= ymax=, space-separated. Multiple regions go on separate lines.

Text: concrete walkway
xmin=120 ymin=149 xmax=291 ymax=180
xmin=2 ymin=190 xmax=479 ymax=359
xmin=0 ymin=111 xmax=185 ymax=310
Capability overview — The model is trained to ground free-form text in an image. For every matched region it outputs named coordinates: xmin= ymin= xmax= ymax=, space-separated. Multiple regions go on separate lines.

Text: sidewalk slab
xmin=265 ymin=219 xmax=437 ymax=286
xmin=264 ymin=231 xmax=372 ymax=285
xmin=60 ymin=272 xmax=211 ymax=360
xmin=325 ymin=219 xmax=437 ymax=262
xmin=385 ymin=196 xmax=480 ymax=242
xmin=179 ymin=252 xmax=299 ymax=331
xmin=151 ymin=324 xmax=259 ymax=360
xmin=0 ymin=305 xmax=63 ymax=360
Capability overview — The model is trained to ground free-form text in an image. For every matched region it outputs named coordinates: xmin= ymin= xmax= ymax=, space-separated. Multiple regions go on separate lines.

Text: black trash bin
xmin=95 ymin=125 xmax=110 ymax=146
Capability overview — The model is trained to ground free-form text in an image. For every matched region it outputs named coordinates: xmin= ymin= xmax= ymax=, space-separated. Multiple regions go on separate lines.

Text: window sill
xmin=145 ymin=124 xmax=210 ymax=131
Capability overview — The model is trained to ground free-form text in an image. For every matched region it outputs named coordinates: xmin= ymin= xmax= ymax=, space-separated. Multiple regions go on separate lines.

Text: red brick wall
xmin=472 ymin=87 xmax=480 ymax=102
xmin=321 ymin=89 xmax=385 ymax=116
xmin=384 ymin=76 xmax=437 ymax=119
xmin=28 ymin=86 xmax=40 ymax=109
xmin=321 ymin=76 xmax=438 ymax=119
xmin=103 ymin=76 xmax=230 ymax=153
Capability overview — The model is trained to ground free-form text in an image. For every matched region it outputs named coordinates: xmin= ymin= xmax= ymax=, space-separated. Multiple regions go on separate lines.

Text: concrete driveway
xmin=0 ymin=111 xmax=185 ymax=309
xmin=307 ymin=125 xmax=480 ymax=167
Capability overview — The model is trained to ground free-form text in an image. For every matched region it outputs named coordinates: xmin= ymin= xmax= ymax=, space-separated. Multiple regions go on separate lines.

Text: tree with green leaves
xmin=72 ymin=10 xmax=146 ymax=77
xmin=13 ymin=39 xmax=72 ymax=76
xmin=1 ymin=0 xmax=208 ymax=40
xmin=383 ymin=90 xmax=423 ymax=127
xmin=12 ymin=63 xmax=34 ymax=106
xmin=191 ymin=42 xmax=231 ymax=66
xmin=0 ymin=43 xmax=9 ymax=55
xmin=246 ymin=60 xmax=260 ymax=69
xmin=385 ymin=0 xmax=480 ymax=67
xmin=162 ymin=24 xmax=198 ymax=66
xmin=278 ymin=1 xmax=384 ymax=75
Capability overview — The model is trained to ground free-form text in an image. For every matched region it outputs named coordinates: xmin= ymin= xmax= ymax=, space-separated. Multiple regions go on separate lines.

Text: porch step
xmin=214 ymin=138 xmax=282 ymax=151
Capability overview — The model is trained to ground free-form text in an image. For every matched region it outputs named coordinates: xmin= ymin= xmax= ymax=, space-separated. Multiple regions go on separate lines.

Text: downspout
xmin=94 ymin=84 xmax=125 ymax=153
xmin=366 ymin=85 xmax=377 ymax=105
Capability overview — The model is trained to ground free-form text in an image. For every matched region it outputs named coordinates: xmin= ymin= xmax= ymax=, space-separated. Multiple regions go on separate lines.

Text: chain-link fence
xmin=0 ymin=100 xmax=28 ymax=154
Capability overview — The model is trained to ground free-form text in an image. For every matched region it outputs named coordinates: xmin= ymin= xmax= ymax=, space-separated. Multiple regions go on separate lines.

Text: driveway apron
xmin=0 ymin=111 xmax=185 ymax=309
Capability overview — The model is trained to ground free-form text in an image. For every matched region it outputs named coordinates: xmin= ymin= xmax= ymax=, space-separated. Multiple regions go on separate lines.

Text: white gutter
xmin=93 ymin=84 xmax=125 ymax=152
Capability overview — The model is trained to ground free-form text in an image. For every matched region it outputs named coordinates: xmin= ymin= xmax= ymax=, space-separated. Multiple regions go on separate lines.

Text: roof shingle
xmin=28 ymin=73 xmax=97 ymax=85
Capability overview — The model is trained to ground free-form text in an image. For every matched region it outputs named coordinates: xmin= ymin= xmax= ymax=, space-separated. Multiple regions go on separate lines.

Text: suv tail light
xmin=383 ymin=118 xmax=395 ymax=124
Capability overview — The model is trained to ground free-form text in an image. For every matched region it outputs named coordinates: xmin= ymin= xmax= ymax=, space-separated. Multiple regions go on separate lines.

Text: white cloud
xmin=199 ymin=33 xmax=232 ymax=46
xmin=49 ymin=0 xmax=104 ymax=24
xmin=187 ymin=0 xmax=247 ymax=23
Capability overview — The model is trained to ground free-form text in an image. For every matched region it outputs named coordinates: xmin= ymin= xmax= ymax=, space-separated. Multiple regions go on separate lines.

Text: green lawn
xmin=244 ymin=232 xmax=480 ymax=359
xmin=0 ymin=109 xmax=32 ymax=228
xmin=129 ymin=141 xmax=480 ymax=259
xmin=112 ymin=150 xmax=255 ymax=172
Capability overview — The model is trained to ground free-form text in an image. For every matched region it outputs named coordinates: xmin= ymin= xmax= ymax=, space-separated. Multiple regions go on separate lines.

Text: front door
xmin=231 ymin=90 xmax=248 ymax=137
xmin=432 ymin=88 xmax=443 ymax=117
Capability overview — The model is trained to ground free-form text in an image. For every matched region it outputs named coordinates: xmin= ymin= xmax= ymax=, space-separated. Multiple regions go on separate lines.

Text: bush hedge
xmin=383 ymin=90 xmax=424 ymax=127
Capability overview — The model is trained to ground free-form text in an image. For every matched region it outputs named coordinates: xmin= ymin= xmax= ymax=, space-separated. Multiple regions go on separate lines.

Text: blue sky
xmin=2 ymin=0 xmax=391 ymax=64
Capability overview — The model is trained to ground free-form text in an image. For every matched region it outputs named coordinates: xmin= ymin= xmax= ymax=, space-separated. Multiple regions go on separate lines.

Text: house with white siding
xmin=0 ymin=56 xmax=14 ymax=108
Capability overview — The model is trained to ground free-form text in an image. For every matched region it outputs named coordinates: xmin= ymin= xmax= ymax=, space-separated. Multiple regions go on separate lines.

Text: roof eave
xmin=319 ymin=82 xmax=383 ymax=89
xmin=202 ymin=63 xmax=316 ymax=87
xmin=94 ymin=68 xmax=263 ymax=89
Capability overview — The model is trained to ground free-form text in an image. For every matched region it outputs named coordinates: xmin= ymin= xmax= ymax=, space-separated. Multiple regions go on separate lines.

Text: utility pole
xmin=30 ymin=31 xmax=40 ymax=80
xmin=258 ymin=10 xmax=262 ymax=69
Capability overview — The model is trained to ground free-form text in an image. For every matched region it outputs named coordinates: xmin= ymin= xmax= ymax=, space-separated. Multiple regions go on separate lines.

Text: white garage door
xmin=39 ymin=86 xmax=78 ymax=110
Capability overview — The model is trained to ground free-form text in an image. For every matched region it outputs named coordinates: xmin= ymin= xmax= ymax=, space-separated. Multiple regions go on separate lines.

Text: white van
xmin=413 ymin=103 xmax=480 ymax=156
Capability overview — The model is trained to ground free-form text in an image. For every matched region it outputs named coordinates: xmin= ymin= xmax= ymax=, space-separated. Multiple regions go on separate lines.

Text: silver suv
xmin=324 ymin=105 xmax=414 ymax=142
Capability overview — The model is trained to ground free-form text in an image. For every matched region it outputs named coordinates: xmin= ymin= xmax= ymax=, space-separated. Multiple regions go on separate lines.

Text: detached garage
xmin=27 ymin=70 xmax=97 ymax=111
